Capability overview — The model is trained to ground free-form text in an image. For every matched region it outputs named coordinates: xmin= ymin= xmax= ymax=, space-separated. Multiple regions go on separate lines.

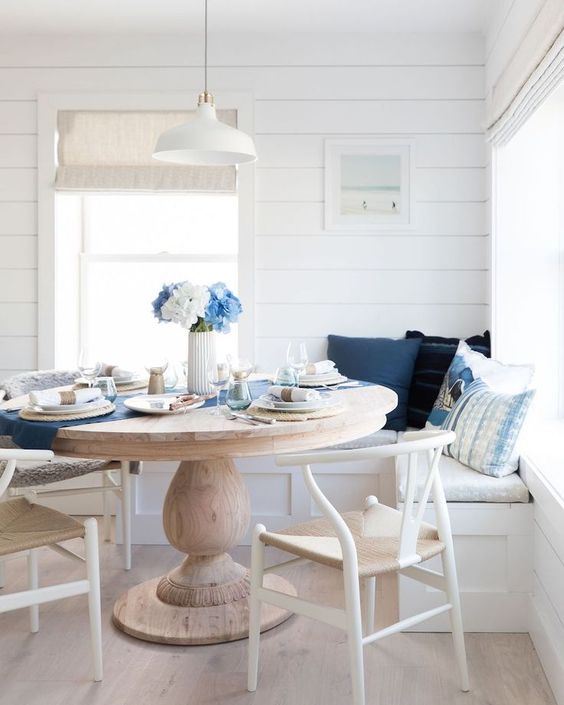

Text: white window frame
xmin=37 ymin=91 xmax=255 ymax=368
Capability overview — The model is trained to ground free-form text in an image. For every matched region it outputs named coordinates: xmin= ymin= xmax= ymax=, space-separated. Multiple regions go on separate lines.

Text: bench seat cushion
xmin=397 ymin=453 xmax=530 ymax=503
xmin=329 ymin=429 xmax=398 ymax=450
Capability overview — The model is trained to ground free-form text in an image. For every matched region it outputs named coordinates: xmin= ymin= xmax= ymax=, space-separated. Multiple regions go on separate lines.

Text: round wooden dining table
xmin=52 ymin=384 xmax=397 ymax=645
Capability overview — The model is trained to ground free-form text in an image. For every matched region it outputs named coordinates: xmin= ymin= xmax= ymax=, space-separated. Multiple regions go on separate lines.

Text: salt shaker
xmin=147 ymin=365 xmax=167 ymax=395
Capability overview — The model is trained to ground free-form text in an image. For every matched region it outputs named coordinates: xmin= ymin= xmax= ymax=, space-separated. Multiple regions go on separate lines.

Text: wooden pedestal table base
xmin=112 ymin=458 xmax=296 ymax=645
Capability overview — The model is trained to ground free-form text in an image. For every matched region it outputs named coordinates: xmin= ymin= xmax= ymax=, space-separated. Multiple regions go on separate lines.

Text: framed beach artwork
xmin=324 ymin=139 xmax=415 ymax=231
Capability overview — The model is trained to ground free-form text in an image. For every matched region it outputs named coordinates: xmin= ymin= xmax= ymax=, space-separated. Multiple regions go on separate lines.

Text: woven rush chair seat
xmin=260 ymin=503 xmax=445 ymax=578
xmin=0 ymin=496 xmax=85 ymax=556
xmin=0 ymin=454 xmax=110 ymax=488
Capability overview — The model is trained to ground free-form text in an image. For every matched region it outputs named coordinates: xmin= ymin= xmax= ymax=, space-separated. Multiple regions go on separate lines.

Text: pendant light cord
xmin=204 ymin=0 xmax=208 ymax=93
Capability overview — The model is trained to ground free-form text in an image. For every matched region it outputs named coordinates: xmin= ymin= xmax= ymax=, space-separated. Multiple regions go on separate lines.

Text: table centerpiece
xmin=152 ymin=280 xmax=242 ymax=394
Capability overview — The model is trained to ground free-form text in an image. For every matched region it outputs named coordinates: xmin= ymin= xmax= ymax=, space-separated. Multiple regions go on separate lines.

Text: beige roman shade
xmin=487 ymin=1 xmax=564 ymax=145
xmin=55 ymin=110 xmax=238 ymax=191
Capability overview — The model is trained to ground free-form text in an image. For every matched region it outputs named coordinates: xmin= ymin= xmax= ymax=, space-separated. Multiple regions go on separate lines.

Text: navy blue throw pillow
xmin=327 ymin=335 xmax=421 ymax=431
xmin=405 ymin=330 xmax=491 ymax=428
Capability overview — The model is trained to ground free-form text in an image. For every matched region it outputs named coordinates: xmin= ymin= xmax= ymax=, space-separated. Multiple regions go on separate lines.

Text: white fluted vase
xmin=187 ymin=331 xmax=216 ymax=395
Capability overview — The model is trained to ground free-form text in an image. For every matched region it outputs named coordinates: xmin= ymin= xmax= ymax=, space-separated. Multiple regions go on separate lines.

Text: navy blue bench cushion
xmin=327 ymin=335 xmax=421 ymax=431
xmin=405 ymin=330 xmax=490 ymax=428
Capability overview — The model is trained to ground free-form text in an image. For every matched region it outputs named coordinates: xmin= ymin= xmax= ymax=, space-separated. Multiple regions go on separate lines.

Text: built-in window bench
xmin=337 ymin=429 xmax=533 ymax=633
xmin=396 ymin=450 xmax=532 ymax=633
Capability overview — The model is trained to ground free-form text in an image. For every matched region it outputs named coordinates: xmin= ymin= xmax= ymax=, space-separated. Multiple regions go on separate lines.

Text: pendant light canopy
xmin=153 ymin=0 xmax=257 ymax=166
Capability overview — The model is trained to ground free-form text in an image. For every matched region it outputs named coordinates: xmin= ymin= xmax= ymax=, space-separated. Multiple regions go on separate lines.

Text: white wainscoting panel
xmin=399 ymin=502 xmax=533 ymax=632
xmin=117 ymin=456 xmax=396 ymax=546
xmin=522 ymin=454 xmax=564 ymax=704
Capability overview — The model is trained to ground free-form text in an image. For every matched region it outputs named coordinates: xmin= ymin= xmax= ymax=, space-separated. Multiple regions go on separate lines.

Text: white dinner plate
xmin=29 ymin=399 xmax=109 ymax=415
xmin=298 ymin=374 xmax=348 ymax=387
xmin=75 ymin=376 xmax=143 ymax=387
xmin=299 ymin=371 xmax=341 ymax=382
xmin=254 ymin=395 xmax=339 ymax=413
xmin=124 ymin=394 xmax=205 ymax=415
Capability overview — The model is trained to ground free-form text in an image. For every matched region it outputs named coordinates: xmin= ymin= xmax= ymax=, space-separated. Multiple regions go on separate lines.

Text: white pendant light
xmin=153 ymin=0 xmax=257 ymax=166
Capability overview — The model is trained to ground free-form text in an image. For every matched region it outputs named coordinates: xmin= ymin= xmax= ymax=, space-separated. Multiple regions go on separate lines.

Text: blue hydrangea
xmin=204 ymin=281 xmax=243 ymax=333
xmin=151 ymin=283 xmax=176 ymax=322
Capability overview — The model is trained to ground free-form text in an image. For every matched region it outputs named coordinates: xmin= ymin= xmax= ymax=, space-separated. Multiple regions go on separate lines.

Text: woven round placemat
xmin=19 ymin=401 xmax=116 ymax=422
xmin=248 ymin=403 xmax=345 ymax=422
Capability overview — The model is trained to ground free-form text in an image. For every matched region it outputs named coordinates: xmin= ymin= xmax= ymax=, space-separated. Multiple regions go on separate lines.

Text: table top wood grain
xmin=48 ymin=385 xmax=397 ymax=461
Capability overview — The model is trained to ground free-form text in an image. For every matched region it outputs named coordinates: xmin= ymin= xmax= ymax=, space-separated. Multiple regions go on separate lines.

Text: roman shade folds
xmin=487 ymin=1 xmax=564 ymax=145
xmin=55 ymin=110 xmax=237 ymax=191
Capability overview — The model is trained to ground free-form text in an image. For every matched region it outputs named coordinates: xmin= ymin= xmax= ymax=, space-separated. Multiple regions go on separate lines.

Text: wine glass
xmin=286 ymin=341 xmax=308 ymax=383
xmin=78 ymin=347 xmax=102 ymax=388
xmin=207 ymin=357 xmax=230 ymax=415
xmin=228 ymin=356 xmax=254 ymax=380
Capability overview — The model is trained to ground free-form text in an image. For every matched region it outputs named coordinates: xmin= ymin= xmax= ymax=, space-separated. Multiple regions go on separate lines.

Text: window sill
xmin=520 ymin=420 xmax=564 ymax=511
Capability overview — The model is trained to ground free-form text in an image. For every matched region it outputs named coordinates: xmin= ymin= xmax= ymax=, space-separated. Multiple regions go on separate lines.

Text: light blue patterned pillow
xmin=440 ymin=379 xmax=535 ymax=478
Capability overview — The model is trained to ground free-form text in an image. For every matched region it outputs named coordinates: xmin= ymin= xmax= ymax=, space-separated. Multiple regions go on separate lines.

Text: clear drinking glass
xmin=274 ymin=366 xmax=298 ymax=387
xmin=92 ymin=376 xmax=117 ymax=403
xmin=78 ymin=347 xmax=102 ymax=388
xmin=207 ymin=357 xmax=231 ymax=415
xmin=286 ymin=341 xmax=308 ymax=383
xmin=164 ymin=362 xmax=179 ymax=392
xmin=225 ymin=379 xmax=252 ymax=411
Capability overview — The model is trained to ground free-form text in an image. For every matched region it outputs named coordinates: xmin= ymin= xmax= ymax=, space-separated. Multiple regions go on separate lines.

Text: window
xmin=54 ymin=191 xmax=239 ymax=370
xmin=493 ymin=82 xmax=564 ymax=419
xmin=38 ymin=95 xmax=254 ymax=370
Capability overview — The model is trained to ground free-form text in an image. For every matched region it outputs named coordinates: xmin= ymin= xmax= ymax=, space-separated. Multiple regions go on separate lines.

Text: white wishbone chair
xmin=0 ymin=370 xmax=135 ymax=570
xmin=0 ymin=449 xmax=103 ymax=682
xmin=247 ymin=430 xmax=469 ymax=705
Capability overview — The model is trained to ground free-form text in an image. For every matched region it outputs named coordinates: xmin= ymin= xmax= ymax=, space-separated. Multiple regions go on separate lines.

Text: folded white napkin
xmin=30 ymin=387 xmax=102 ymax=407
xmin=268 ymin=386 xmax=321 ymax=402
xmin=100 ymin=364 xmax=134 ymax=381
xmin=304 ymin=360 xmax=336 ymax=375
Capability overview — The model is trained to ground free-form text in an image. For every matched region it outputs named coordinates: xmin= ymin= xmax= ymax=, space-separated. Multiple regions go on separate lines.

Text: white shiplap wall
xmin=0 ymin=32 xmax=488 ymax=378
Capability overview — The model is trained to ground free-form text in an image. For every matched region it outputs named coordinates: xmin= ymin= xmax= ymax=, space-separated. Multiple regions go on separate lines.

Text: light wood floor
xmin=0 ymin=527 xmax=556 ymax=705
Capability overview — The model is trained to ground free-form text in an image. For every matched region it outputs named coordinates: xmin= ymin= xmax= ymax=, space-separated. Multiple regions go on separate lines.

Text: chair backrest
xmin=0 ymin=370 xmax=79 ymax=400
xmin=0 ymin=449 xmax=54 ymax=497
xmin=276 ymin=430 xmax=456 ymax=574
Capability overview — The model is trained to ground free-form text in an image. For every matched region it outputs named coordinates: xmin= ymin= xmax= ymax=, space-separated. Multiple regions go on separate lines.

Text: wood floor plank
xmin=0 ymin=527 xmax=556 ymax=705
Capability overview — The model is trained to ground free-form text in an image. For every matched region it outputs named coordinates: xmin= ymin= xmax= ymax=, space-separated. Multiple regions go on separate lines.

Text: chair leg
xmin=247 ymin=524 xmax=266 ymax=693
xmin=362 ymin=496 xmax=378 ymax=637
xmin=442 ymin=548 xmax=469 ymax=692
xmin=27 ymin=549 xmax=39 ymax=633
xmin=84 ymin=518 xmax=103 ymax=682
xmin=344 ymin=572 xmax=365 ymax=705
xmin=102 ymin=472 xmax=112 ymax=543
xmin=120 ymin=462 xmax=132 ymax=570
xmin=363 ymin=577 xmax=376 ymax=636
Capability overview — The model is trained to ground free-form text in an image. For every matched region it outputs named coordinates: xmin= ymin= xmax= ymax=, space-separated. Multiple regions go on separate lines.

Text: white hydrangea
xmin=160 ymin=281 xmax=210 ymax=330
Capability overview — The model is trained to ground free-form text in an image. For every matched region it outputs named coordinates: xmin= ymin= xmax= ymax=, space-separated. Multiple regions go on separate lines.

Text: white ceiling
xmin=0 ymin=0 xmax=499 ymax=35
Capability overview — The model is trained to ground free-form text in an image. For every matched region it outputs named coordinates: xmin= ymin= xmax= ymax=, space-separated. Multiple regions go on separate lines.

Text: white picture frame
xmin=324 ymin=138 xmax=415 ymax=231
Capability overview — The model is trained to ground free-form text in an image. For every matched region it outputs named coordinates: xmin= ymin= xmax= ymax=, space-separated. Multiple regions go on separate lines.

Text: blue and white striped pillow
xmin=440 ymin=379 xmax=535 ymax=478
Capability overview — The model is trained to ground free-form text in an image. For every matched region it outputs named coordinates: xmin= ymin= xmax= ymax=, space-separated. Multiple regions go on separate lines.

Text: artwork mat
xmin=324 ymin=138 xmax=416 ymax=231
